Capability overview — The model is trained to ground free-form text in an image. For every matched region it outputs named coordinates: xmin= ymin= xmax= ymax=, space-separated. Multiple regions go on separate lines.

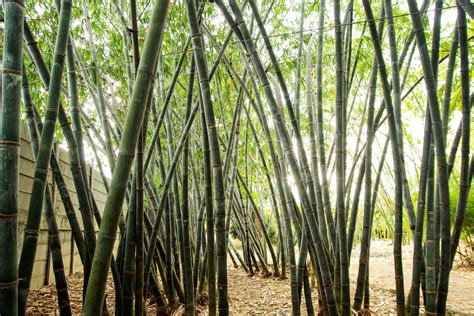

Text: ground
xmin=26 ymin=240 xmax=474 ymax=315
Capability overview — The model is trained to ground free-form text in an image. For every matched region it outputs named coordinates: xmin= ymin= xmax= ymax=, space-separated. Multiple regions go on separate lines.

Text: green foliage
xmin=450 ymin=174 xmax=474 ymax=241
xmin=263 ymin=209 xmax=279 ymax=245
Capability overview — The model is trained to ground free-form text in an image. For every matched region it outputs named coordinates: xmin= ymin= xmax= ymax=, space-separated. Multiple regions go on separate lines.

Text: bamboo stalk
xmin=405 ymin=3 xmax=452 ymax=312
xmin=185 ymin=0 xmax=229 ymax=313
xmin=83 ymin=1 xmax=170 ymax=313
xmin=450 ymin=4 xmax=470 ymax=271
xmin=24 ymin=98 xmax=71 ymax=315
xmin=18 ymin=1 xmax=73 ymax=312
xmin=0 ymin=0 xmax=24 ymax=313
xmin=362 ymin=1 xmax=407 ymax=313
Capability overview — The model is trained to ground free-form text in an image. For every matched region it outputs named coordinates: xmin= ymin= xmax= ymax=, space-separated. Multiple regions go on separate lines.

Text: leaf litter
xmin=26 ymin=241 xmax=473 ymax=315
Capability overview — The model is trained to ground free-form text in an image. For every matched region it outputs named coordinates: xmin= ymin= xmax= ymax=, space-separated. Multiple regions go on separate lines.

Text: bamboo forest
xmin=1 ymin=0 xmax=473 ymax=314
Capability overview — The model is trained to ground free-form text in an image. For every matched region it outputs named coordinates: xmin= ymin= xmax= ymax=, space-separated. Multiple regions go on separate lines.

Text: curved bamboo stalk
xmin=314 ymin=0 xmax=337 ymax=251
xmin=450 ymin=5 xmax=470 ymax=270
xmin=305 ymin=33 xmax=330 ymax=252
xmin=405 ymin=1 xmax=452 ymax=314
xmin=23 ymin=22 xmax=99 ymax=294
xmin=410 ymin=81 xmax=433 ymax=316
xmin=23 ymin=90 xmax=71 ymax=315
xmin=457 ymin=0 xmax=474 ymax=18
xmin=362 ymin=0 xmax=407 ymax=313
xmin=83 ymin=1 xmax=170 ymax=313
xmin=442 ymin=25 xmax=459 ymax=143
xmin=22 ymin=68 xmax=86 ymax=266
xmin=185 ymin=0 xmax=229 ymax=313
xmin=353 ymin=58 xmax=377 ymax=311
xmin=385 ymin=0 xmax=416 ymax=231
xmin=18 ymin=1 xmax=73 ymax=312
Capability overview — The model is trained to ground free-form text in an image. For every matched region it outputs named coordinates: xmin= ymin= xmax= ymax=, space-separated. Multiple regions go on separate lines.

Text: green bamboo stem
xmin=362 ymin=1 xmax=407 ymax=313
xmin=405 ymin=2 xmax=452 ymax=313
xmin=410 ymin=86 xmax=433 ymax=316
xmin=164 ymin=108 xmax=182 ymax=284
xmin=43 ymin=186 xmax=72 ymax=316
xmin=22 ymin=69 xmax=87 ymax=268
xmin=293 ymin=0 xmax=305 ymax=123
xmin=200 ymin=97 xmax=217 ymax=313
xmin=305 ymin=33 xmax=330 ymax=252
xmin=122 ymin=179 xmax=137 ymax=314
xmin=221 ymin=86 xmax=244 ymax=240
xmin=25 ymin=103 xmax=71 ymax=315
xmin=442 ymin=25 xmax=459 ymax=143
xmin=450 ymin=5 xmax=470 ymax=269
xmin=333 ymin=0 xmax=351 ymax=312
xmin=457 ymin=0 xmax=474 ymax=18
xmin=185 ymin=1 xmax=229 ymax=313
xmin=423 ymin=128 xmax=436 ymax=315
xmin=18 ymin=1 xmax=73 ymax=312
xmin=0 ymin=0 xmax=24 ymax=313
xmin=353 ymin=57 xmax=377 ymax=312
xmin=129 ymin=5 xmax=147 ymax=312
xmin=193 ymin=202 xmax=206 ymax=294
xmin=430 ymin=4 xmax=444 ymax=303
xmin=181 ymin=58 xmax=196 ymax=316
xmin=385 ymin=0 xmax=416 ymax=231
xmin=314 ymin=0 xmax=337 ymax=251
xmin=163 ymin=137 xmax=177 ymax=309
xmin=65 ymin=38 xmax=93 ymax=236
xmin=83 ymin=1 xmax=170 ymax=313
xmin=23 ymin=21 xmax=98 ymax=292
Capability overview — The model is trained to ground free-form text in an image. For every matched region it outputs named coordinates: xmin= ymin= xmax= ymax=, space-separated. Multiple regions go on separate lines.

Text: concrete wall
xmin=18 ymin=124 xmax=114 ymax=289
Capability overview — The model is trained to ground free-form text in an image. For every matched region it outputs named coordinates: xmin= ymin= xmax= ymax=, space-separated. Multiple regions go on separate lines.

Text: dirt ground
xmin=227 ymin=240 xmax=474 ymax=315
xmin=26 ymin=240 xmax=474 ymax=315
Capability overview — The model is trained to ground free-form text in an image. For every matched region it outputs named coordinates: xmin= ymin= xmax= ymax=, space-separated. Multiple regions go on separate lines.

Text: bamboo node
xmin=118 ymin=150 xmax=136 ymax=158
xmin=0 ymin=213 xmax=19 ymax=220
xmin=99 ymin=232 xmax=117 ymax=241
xmin=0 ymin=280 xmax=18 ymax=288
xmin=2 ymin=67 xmax=23 ymax=76
xmin=137 ymin=67 xmax=156 ymax=79
xmin=35 ymin=168 xmax=49 ymax=175
xmin=26 ymin=41 xmax=40 ymax=51
xmin=24 ymin=229 xmax=40 ymax=235
xmin=0 ymin=140 xmax=20 ymax=147
xmin=123 ymin=270 xmax=135 ymax=275
xmin=58 ymin=302 xmax=71 ymax=309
